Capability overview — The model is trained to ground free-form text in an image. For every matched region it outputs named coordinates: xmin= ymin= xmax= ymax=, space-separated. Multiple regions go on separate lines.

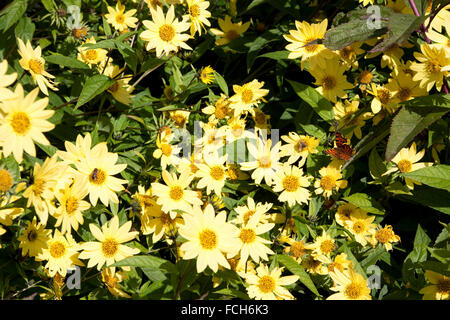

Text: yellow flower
xmin=228 ymin=79 xmax=269 ymax=117
xmin=245 ymin=264 xmax=299 ymax=300
xmin=335 ymin=202 xmax=359 ymax=227
xmin=196 ymin=153 xmax=228 ymax=196
xmin=75 ymin=142 xmax=128 ymax=207
xmin=17 ymin=217 xmax=51 ymax=257
xmin=281 ymin=237 xmax=307 ymax=263
xmin=385 ymin=70 xmax=427 ymax=103
xmin=410 ymin=43 xmax=450 ymax=92
xmin=202 ymin=94 xmax=231 ymax=121
xmin=333 ymin=97 xmax=371 ymax=140
xmin=272 ymin=164 xmax=311 ymax=207
xmin=345 ymin=210 xmax=377 ymax=247
xmin=105 ymin=1 xmax=138 ymax=32
xmin=152 ymin=133 xmax=181 ymax=170
xmin=327 ymin=253 xmax=353 ymax=274
xmin=79 ymin=215 xmax=140 ymax=270
xmin=233 ymin=197 xmax=272 ymax=227
xmin=336 ymin=42 xmax=365 ymax=70
xmin=283 ymin=19 xmax=335 ymax=68
xmin=184 ymin=0 xmax=211 ymax=36
xmin=419 ymin=270 xmax=450 ymax=300
xmin=309 ymin=57 xmax=353 ymax=103
xmin=306 ymin=230 xmax=335 ymax=262
xmin=327 ymin=268 xmax=372 ymax=300
xmin=151 ymin=170 xmax=203 ymax=218
xmin=140 ymin=5 xmax=191 ymax=57
xmin=426 ymin=4 xmax=450 ymax=33
xmin=169 ymin=109 xmax=190 ymax=128
xmin=314 ymin=165 xmax=348 ymax=198
xmin=279 ymin=132 xmax=320 ymax=166
xmin=103 ymin=64 xmax=134 ymax=106
xmin=359 ymin=0 xmax=374 ymax=6
xmin=210 ymin=15 xmax=250 ymax=46
xmin=0 ymin=59 xmax=17 ymax=100
xmin=302 ymin=254 xmax=328 ymax=275
xmin=178 ymin=204 xmax=240 ymax=273
xmin=36 ymin=229 xmax=83 ymax=277
xmin=77 ymin=36 xmax=108 ymax=67
xmin=427 ymin=28 xmax=450 ymax=56
xmin=384 ymin=142 xmax=433 ymax=189
xmin=0 ymin=85 xmax=55 ymax=163
xmin=370 ymin=225 xmax=400 ymax=251
xmin=199 ymin=65 xmax=215 ymax=84
xmin=367 ymin=83 xmax=397 ymax=114
xmin=102 ymin=267 xmax=131 ymax=298
xmin=57 ymin=133 xmax=93 ymax=165
xmin=17 ymin=39 xmax=58 ymax=95
xmin=0 ymin=195 xmax=23 ymax=247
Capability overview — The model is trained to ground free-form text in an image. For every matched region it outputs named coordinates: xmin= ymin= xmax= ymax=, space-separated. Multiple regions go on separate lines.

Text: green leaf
xmin=257 ymin=50 xmax=290 ymax=61
xmin=102 ymin=16 xmax=112 ymax=37
xmin=368 ymin=148 xmax=387 ymax=180
xmin=403 ymin=165 xmax=450 ymax=191
xmin=400 ymin=186 xmax=450 ymax=215
xmin=115 ymin=40 xmax=137 ymax=74
xmin=287 ymin=80 xmax=334 ymax=123
xmin=14 ymin=17 xmax=34 ymax=42
xmin=44 ymin=55 xmax=90 ymax=69
xmin=213 ymin=288 xmax=250 ymax=300
xmin=75 ymin=75 xmax=115 ymax=109
xmin=343 ymin=193 xmax=385 ymax=215
xmin=82 ymin=39 xmax=116 ymax=50
xmin=213 ymin=71 xmax=228 ymax=96
xmin=112 ymin=255 xmax=176 ymax=273
xmin=0 ymin=0 xmax=28 ymax=32
xmin=385 ymin=96 xmax=450 ymax=162
xmin=40 ymin=0 xmax=54 ymax=12
xmin=277 ymin=255 xmax=320 ymax=296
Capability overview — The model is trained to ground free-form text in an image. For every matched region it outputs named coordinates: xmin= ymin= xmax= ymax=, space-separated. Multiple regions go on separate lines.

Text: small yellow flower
xmin=210 ymin=15 xmax=250 ymax=46
xmin=305 ymin=230 xmax=335 ymax=262
xmin=199 ymin=65 xmax=215 ymax=84
xmin=228 ymin=79 xmax=269 ymax=117
xmin=279 ymin=132 xmax=320 ymax=166
xmin=184 ymin=0 xmax=211 ymax=36
xmin=105 ymin=1 xmax=138 ymax=32
xmin=419 ymin=270 xmax=450 ymax=300
xmin=314 ymin=165 xmax=348 ymax=198
xmin=18 ymin=217 xmax=51 ymax=257
xmin=370 ymin=225 xmax=400 ymax=251
xmin=272 ymin=164 xmax=311 ymax=207
xmin=77 ymin=36 xmax=108 ymax=67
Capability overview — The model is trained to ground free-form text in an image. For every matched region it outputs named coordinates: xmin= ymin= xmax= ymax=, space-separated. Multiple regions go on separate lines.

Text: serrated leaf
xmin=75 ymin=75 xmax=115 ymax=109
xmin=277 ymin=255 xmax=320 ymax=296
xmin=0 ymin=0 xmax=28 ymax=32
xmin=403 ymin=165 xmax=450 ymax=191
xmin=343 ymin=193 xmax=385 ymax=215
xmin=45 ymin=55 xmax=90 ymax=69
xmin=287 ymin=80 xmax=334 ymax=123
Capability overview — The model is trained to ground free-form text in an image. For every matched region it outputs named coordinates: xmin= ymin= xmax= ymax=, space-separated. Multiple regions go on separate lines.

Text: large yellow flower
xmin=279 ymin=132 xmax=320 ymax=166
xmin=245 ymin=264 xmax=299 ymax=300
xmin=419 ymin=270 xmax=450 ymax=300
xmin=314 ymin=165 xmax=348 ymax=198
xmin=0 ymin=85 xmax=55 ymax=163
xmin=272 ymin=164 xmax=311 ymax=207
xmin=210 ymin=15 xmax=250 ymax=46
xmin=0 ymin=59 xmax=17 ymax=100
xmin=17 ymin=217 xmax=51 ymax=257
xmin=228 ymin=79 xmax=269 ymax=117
xmin=79 ymin=215 xmax=140 ymax=270
xmin=185 ymin=0 xmax=211 ymax=36
xmin=178 ymin=204 xmax=240 ymax=273
xmin=140 ymin=5 xmax=191 ymax=57
xmin=105 ymin=1 xmax=138 ymax=32
xmin=327 ymin=268 xmax=372 ymax=300
xmin=17 ymin=39 xmax=58 ymax=96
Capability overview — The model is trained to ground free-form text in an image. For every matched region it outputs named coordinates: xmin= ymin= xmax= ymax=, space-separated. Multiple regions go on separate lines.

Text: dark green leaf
xmin=45 ymin=55 xmax=90 ymax=69
xmin=75 ymin=75 xmax=115 ymax=109
xmin=343 ymin=193 xmax=385 ymax=215
xmin=403 ymin=165 xmax=450 ymax=191
xmin=277 ymin=255 xmax=320 ymax=296
xmin=0 ymin=0 xmax=28 ymax=31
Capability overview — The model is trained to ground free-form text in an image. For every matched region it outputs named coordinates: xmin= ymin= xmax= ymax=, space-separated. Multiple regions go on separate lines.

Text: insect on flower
xmin=325 ymin=132 xmax=355 ymax=161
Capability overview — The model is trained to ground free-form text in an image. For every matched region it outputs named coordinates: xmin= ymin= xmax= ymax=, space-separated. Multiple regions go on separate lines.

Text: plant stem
xmin=408 ymin=0 xmax=431 ymax=43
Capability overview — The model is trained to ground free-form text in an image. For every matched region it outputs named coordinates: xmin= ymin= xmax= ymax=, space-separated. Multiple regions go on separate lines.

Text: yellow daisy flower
xmin=56 ymin=133 xmax=93 ymax=165
xmin=17 ymin=39 xmax=58 ymax=95
xmin=185 ymin=0 xmax=211 ymax=36
xmin=77 ymin=36 xmax=108 ymax=67
xmin=233 ymin=197 xmax=272 ymax=227
xmin=228 ymin=79 xmax=269 ymax=117
xmin=386 ymin=70 xmax=427 ymax=103
xmin=345 ymin=210 xmax=377 ymax=247
xmin=79 ymin=215 xmax=140 ymax=270
xmin=305 ymin=230 xmax=335 ymax=262
xmin=169 ymin=110 xmax=190 ymax=128
xmin=202 ymin=94 xmax=231 ymax=121
xmin=327 ymin=253 xmax=353 ymax=274
xmin=199 ymin=65 xmax=215 ymax=84
xmin=327 ymin=268 xmax=372 ymax=300
xmin=281 ymin=237 xmax=307 ymax=263
xmin=103 ymin=64 xmax=134 ymax=106
xmin=245 ymin=264 xmax=299 ymax=300
xmin=367 ymin=83 xmax=397 ymax=114
xmin=314 ymin=165 xmax=348 ymax=198
xmin=140 ymin=5 xmax=191 ymax=57
xmin=419 ymin=270 xmax=450 ymax=300
xmin=196 ymin=153 xmax=228 ymax=196
xmin=370 ymin=225 xmax=400 ymax=251
xmin=272 ymin=164 xmax=311 ymax=207
xmin=0 ymin=84 xmax=55 ymax=163
xmin=152 ymin=134 xmax=181 ymax=170
xmin=105 ymin=1 xmax=138 ymax=32
xmin=302 ymin=254 xmax=328 ymax=275
xmin=140 ymin=201 xmax=184 ymax=243
xmin=102 ymin=267 xmax=131 ymax=298
xmin=178 ymin=204 xmax=240 ymax=273
xmin=210 ymin=15 xmax=250 ymax=46
xmin=17 ymin=217 xmax=51 ymax=257
xmin=279 ymin=132 xmax=320 ymax=166
xmin=0 ymin=59 xmax=17 ymax=100
xmin=335 ymin=202 xmax=359 ymax=227
xmin=427 ymin=28 xmax=450 ymax=56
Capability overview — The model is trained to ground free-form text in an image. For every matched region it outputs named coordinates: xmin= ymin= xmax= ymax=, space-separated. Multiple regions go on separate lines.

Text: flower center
xmin=27 ymin=230 xmax=38 ymax=242
xmin=65 ymin=196 xmax=79 ymax=215
xmin=258 ymin=275 xmax=276 ymax=293
xmin=358 ymin=70 xmax=373 ymax=84
xmin=115 ymin=13 xmax=125 ymax=24
xmin=290 ymin=241 xmax=306 ymax=259
xmin=340 ymin=46 xmax=355 ymax=60
xmin=304 ymin=38 xmax=319 ymax=53
xmin=215 ymin=102 xmax=228 ymax=119
xmin=436 ymin=279 xmax=450 ymax=295
xmin=89 ymin=168 xmax=106 ymax=185
xmin=320 ymin=240 xmax=334 ymax=254
xmin=50 ymin=242 xmax=66 ymax=258
xmin=190 ymin=163 xmax=199 ymax=174
xmin=161 ymin=144 xmax=172 ymax=156
xmin=378 ymin=88 xmax=392 ymax=105
xmin=104 ymin=274 xmax=118 ymax=288
xmin=10 ymin=112 xmax=31 ymax=135
xmin=375 ymin=228 xmax=392 ymax=244
xmin=102 ymin=238 xmax=119 ymax=257
xmin=169 ymin=186 xmax=183 ymax=201
xmin=189 ymin=4 xmax=200 ymax=17
xmin=294 ymin=139 xmax=308 ymax=152
xmin=172 ymin=114 xmax=187 ymax=127
xmin=85 ymin=49 xmax=98 ymax=61
xmin=225 ymin=30 xmax=239 ymax=41
xmin=352 ymin=221 xmax=365 ymax=234
xmin=32 ymin=178 xmax=46 ymax=197
xmin=397 ymin=159 xmax=412 ymax=173
xmin=28 ymin=59 xmax=44 ymax=74
xmin=328 ymin=262 xmax=344 ymax=273
xmin=159 ymin=24 xmax=175 ymax=42
xmin=320 ymin=175 xmax=336 ymax=191
xmin=199 ymin=229 xmax=217 ymax=250
xmin=239 ymin=228 xmax=256 ymax=244
xmin=241 ymin=89 xmax=254 ymax=104
xmin=344 ymin=282 xmax=364 ymax=300
xmin=210 ymin=166 xmax=225 ymax=181
xmin=73 ymin=27 xmax=87 ymax=38
xmin=0 ymin=169 xmax=13 ymax=192
xmin=258 ymin=155 xmax=272 ymax=169
xmin=282 ymin=175 xmax=300 ymax=192
xmin=426 ymin=60 xmax=441 ymax=73
xmin=398 ymin=87 xmax=412 ymax=101
xmin=322 ymin=76 xmax=336 ymax=90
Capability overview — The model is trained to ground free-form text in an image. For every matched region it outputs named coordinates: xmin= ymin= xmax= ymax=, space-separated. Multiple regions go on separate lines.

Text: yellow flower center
xmin=169 ymin=186 xmax=183 ymax=201
xmin=352 ymin=221 xmax=365 ymax=234
xmin=115 ymin=13 xmax=125 ymax=24
xmin=339 ymin=46 xmax=355 ymax=60
xmin=172 ymin=114 xmax=187 ymax=127
xmin=397 ymin=159 xmax=412 ymax=173
xmin=225 ymin=30 xmax=239 ymax=41
xmin=436 ymin=279 xmax=450 ymax=295
xmin=214 ymin=101 xmax=228 ymax=119
xmin=28 ymin=59 xmax=44 ymax=74
xmin=104 ymin=274 xmax=119 ymax=288
xmin=32 ymin=178 xmax=46 ymax=197
xmin=378 ymin=88 xmax=392 ymax=105
xmin=304 ymin=38 xmax=319 ymax=53
xmin=159 ymin=24 xmax=175 ymax=42
xmin=102 ymin=238 xmax=119 ymax=257
xmin=398 ymin=87 xmax=412 ymax=101
xmin=27 ymin=229 xmax=38 ymax=242
xmin=190 ymin=163 xmax=199 ymax=174
xmin=290 ymin=241 xmax=306 ymax=259
xmin=50 ymin=241 xmax=66 ymax=258
xmin=375 ymin=228 xmax=393 ymax=244
xmin=426 ymin=60 xmax=441 ymax=73
xmin=257 ymin=275 xmax=276 ymax=293
xmin=199 ymin=229 xmax=217 ymax=250
xmin=320 ymin=240 xmax=334 ymax=254
xmin=10 ymin=112 xmax=31 ymax=135
xmin=358 ymin=70 xmax=373 ymax=84
xmin=239 ymin=228 xmax=256 ymax=243
xmin=140 ymin=195 xmax=154 ymax=208
xmin=0 ymin=169 xmax=14 ymax=192
xmin=189 ymin=4 xmax=200 ymax=17
xmin=320 ymin=175 xmax=336 ymax=191
xmin=241 ymin=89 xmax=254 ymax=104
xmin=89 ymin=168 xmax=106 ymax=185
xmin=294 ymin=139 xmax=308 ymax=153
xmin=243 ymin=210 xmax=255 ymax=225
xmin=85 ymin=49 xmax=98 ymax=61
xmin=328 ymin=262 xmax=344 ymax=273
xmin=344 ymin=282 xmax=364 ymax=300
xmin=65 ymin=196 xmax=79 ymax=215
xmin=73 ymin=27 xmax=87 ymax=38
xmin=322 ymin=76 xmax=336 ymax=90
xmin=161 ymin=144 xmax=172 ymax=156
xmin=258 ymin=155 xmax=272 ymax=169
xmin=210 ymin=166 xmax=225 ymax=181
xmin=282 ymin=175 xmax=300 ymax=192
